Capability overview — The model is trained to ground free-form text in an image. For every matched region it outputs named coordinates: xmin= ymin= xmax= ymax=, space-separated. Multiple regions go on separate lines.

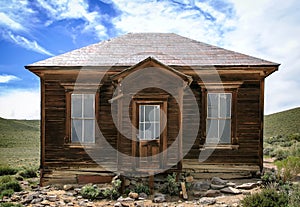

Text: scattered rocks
xmin=211 ymin=177 xmax=227 ymax=185
xmin=134 ymin=201 xmax=145 ymax=207
xmin=199 ymin=197 xmax=216 ymax=205
xmin=226 ymin=182 xmax=236 ymax=187
xmin=221 ymin=187 xmax=242 ymax=194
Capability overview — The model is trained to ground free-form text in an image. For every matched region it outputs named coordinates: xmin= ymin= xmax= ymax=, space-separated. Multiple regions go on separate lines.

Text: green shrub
xmin=261 ymin=171 xmax=277 ymax=186
xmin=102 ymin=178 xmax=122 ymax=200
xmin=0 ymin=175 xmax=14 ymax=183
xmin=0 ymin=181 xmax=22 ymax=192
xmin=0 ymin=166 xmax=18 ymax=176
xmin=160 ymin=173 xmax=180 ymax=196
xmin=80 ymin=185 xmax=100 ymax=200
xmin=280 ymin=141 xmax=293 ymax=147
xmin=19 ymin=168 xmax=37 ymax=178
xmin=134 ymin=183 xmax=150 ymax=195
xmin=276 ymin=156 xmax=300 ymax=182
xmin=288 ymin=133 xmax=300 ymax=142
xmin=0 ymin=189 xmax=14 ymax=199
xmin=270 ymin=149 xmax=289 ymax=161
xmin=289 ymin=184 xmax=300 ymax=207
xmin=241 ymin=187 xmax=288 ymax=207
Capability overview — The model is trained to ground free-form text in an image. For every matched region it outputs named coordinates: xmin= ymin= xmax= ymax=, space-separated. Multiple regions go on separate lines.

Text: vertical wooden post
xmin=40 ymin=76 xmax=45 ymax=186
xmin=259 ymin=79 xmax=265 ymax=172
xmin=177 ymin=88 xmax=183 ymax=170
xmin=149 ymin=175 xmax=154 ymax=194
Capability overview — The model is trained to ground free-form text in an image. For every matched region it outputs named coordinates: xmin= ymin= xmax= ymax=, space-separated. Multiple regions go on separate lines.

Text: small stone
xmin=221 ymin=187 xmax=241 ymax=194
xmin=193 ymin=181 xmax=210 ymax=191
xmin=124 ymin=179 xmax=131 ymax=186
xmin=77 ymin=195 xmax=83 ymax=199
xmin=203 ymin=190 xmax=222 ymax=197
xmin=129 ymin=192 xmax=139 ymax=199
xmin=67 ymin=202 xmax=74 ymax=206
xmin=63 ymin=184 xmax=74 ymax=191
xmin=47 ymin=195 xmax=57 ymax=202
xmin=210 ymin=184 xmax=225 ymax=190
xmin=226 ymin=182 xmax=236 ymax=187
xmin=185 ymin=175 xmax=194 ymax=183
xmin=211 ymin=177 xmax=227 ymax=185
xmin=193 ymin=191 xmax=204 ymax=197
xmin=199 ymin=197 xmax=216 ymax=205
xmin=10 ymin=195 xmax=21 ymax=202
xmin=134 ymin=201 xmax=144 ymax=207
xmin=138 ymin=192 xmax=147 ymax=199
xmin=31 ymin=197 xmax=43 ymax=204
xmin=41 ymin=200 xmax=51 ymax=205
xmin=114 ymin=202 xmax=122 ymax=207
xmin=236 ymin=183 xmax=257 ymax=190
xmin=153 ymin=193 xmax=166 ymax=203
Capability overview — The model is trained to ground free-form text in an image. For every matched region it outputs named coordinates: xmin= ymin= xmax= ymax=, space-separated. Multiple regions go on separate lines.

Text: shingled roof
xmin=27 ymin=33 xmax=278 ymax=67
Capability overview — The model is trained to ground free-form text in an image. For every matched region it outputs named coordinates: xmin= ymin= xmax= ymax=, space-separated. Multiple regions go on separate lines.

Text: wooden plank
xmin=181 ymin=182 xmax=188 ymax=200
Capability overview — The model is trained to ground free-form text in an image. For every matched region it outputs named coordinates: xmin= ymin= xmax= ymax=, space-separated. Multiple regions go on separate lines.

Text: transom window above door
xmin=138 ymin=105 xmax=160 ymax=140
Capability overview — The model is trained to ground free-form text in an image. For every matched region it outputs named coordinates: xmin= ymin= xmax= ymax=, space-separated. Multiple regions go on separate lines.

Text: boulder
xmin=193 ymin=181 xmax=210 ymax=191
xmin=210 ymin=184 xmax=225 ymax=190
xmin=211 ymin=177 xmax=227 ymax=185
xmin=199 ymin=197 xmax=216 ymax=205
xmin=221 ymin=187 xmax=242 ymax=194
xmin=203 ymin=190 xmax=222 ymax=197
xmin=236 ymin=183 xmax=257 ymax=190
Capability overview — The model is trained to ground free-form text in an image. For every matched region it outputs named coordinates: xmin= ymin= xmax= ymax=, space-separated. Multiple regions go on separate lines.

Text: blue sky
xmin=0 ymin=0 xmax=299 ymax=119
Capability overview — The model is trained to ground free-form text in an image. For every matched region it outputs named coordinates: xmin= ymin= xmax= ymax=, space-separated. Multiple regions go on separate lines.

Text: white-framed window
xmin=71 ymin=94 xmax=95 ymax=143
xmin=206 ymin=93 xmax=232 ymax=144
xmin=138 ymin=105 xmax=160 ymax=140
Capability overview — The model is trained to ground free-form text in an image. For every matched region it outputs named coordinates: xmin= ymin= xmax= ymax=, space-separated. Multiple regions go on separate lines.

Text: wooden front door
xmin=137 ymin=104 xmax=162 ymax=169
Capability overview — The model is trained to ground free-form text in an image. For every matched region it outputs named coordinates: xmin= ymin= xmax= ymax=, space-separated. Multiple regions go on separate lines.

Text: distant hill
xmin=0 ymin=117 xmax=40 ymax=167
xmin=264 ymin=107 xmax=300 ymax=138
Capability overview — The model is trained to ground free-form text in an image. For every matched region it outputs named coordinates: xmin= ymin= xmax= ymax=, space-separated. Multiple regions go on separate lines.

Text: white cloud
xmin=111 ymin=0 xmax=234 ymax=45
xmin=0 ymin=89 xmax=40 ymax=120
xmin=0 ymin=12 xmax=24 ymax=31
xmin=224 ymin=0 xmax=300 ymax=114
xmin=0 ymin=75 xmax=20 ymax=83
xmin=36 ymin=0 xmax=108 ymax=39
xmin=3 ymin=31 xmax=54 ymax=56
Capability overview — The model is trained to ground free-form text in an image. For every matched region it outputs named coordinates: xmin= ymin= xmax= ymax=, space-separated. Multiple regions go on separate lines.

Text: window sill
xmin=200 ymin=144 xmax=239 ymax=150
xmin=64 ymin=143 xmax=96 ymax=149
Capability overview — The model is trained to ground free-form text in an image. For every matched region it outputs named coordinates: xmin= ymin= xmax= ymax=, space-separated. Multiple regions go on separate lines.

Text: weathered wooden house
xmin=26 ymin=33 xmax=279 ymax=186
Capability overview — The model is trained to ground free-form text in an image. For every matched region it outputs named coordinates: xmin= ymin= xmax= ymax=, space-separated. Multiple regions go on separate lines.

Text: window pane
xmin=154 ymin=105 xmax=160 ymax=122
xmin=154 ymin=123 xmax=160 ymax=139
xmin=71 ymin=94 xmax=82 ymax=118
xmin=220 ymin=94 xmax=231 ymax=118
xmin=139 ymin=123 xmax=144 ymax=139
xmin=84 ymin=120 xmax=95 ymax=143
xmin=145 ymin=105 xmax=152 ymax=122
xmin=207 ymin=94 xmax=218 ymax=118
xmin=139 ymin=105 xmax=144 ymax=122
xmin=206 ymin=119 xmax=218 ymax=140
xmin=84 ymin=94 xmax=95 ymax=118
xmin=72 ymin=119 xmax=82 ymax=142
xmin=219 ymin=119 xmax=231 ymax=143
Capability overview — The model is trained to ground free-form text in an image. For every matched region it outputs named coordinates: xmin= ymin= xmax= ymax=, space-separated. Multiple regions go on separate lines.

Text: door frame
xmin=131 ymin=96 xmax=168 ymax=170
